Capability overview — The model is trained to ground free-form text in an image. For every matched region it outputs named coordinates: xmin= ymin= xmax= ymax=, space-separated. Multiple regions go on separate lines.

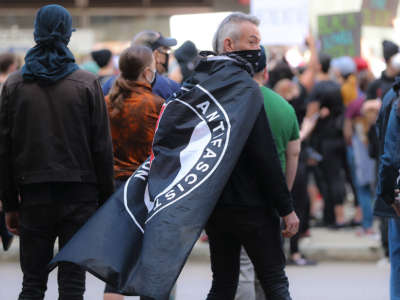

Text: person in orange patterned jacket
xmin=103 ymin=45 xmax=164 ymax=300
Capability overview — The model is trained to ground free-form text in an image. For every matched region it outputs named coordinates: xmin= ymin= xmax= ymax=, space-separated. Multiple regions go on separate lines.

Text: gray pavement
xmin=0 ymin=226 xmax=388 ymax=299
xmin=0 ymin=258 xmax=390 ymax=300
xmin=0 ymin=226 xmax=384 ymax=263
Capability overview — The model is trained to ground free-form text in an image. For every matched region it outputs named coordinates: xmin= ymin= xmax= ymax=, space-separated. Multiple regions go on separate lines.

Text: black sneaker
xmin=2 ymin=232 xmax=14 ymax=251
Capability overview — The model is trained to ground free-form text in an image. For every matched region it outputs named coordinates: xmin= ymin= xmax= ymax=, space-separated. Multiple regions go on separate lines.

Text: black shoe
xmin=329 ymin=223 xmax=347 ymax=230
xmin=2 ymin=232 xmax=14 ymax=251
xmin=349 ymin=220 xmax=362 ymax=227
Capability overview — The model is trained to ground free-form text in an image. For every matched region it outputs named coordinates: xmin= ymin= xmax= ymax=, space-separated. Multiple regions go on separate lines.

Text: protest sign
xmin=362 ymin=0 xmax=399 ymax=27
xmin=318 ymin=13 xmax=362 ymax=58
xmin=250 ymin=0 xmax=309 ymax=45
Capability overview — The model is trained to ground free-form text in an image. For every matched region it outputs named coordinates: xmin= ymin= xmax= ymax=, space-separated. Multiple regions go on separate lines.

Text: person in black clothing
xmin=364 ymin=40 xmax=400 ymax=266
xmin=205 ymin=12 xmax=299 ymax=300
xmin=365 ymin=40 xmax=400 ymax=160
xmin=305 ymin=53 xmax=347 ymax=227
xmin=0 ymin=5 xmax=114 ymax=300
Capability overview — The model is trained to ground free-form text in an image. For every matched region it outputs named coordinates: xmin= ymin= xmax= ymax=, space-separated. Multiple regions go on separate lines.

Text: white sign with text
xmin=250 ymin=0 xmax=309 ymax=45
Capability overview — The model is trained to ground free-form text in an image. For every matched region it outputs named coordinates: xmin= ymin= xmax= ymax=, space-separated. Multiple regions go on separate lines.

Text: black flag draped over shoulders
xmin=49 ymin=55 xmax=291 ymax=299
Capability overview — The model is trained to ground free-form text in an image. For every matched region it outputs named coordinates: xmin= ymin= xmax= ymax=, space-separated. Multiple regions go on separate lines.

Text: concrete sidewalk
xmin=0 ymin=227 xmax=384 ymax=263
xmin=190 ymin=227 xmax=383 ymax=262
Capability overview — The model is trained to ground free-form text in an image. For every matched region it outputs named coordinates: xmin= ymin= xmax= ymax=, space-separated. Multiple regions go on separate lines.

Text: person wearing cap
xmin=367 ymin=40 xmax=400 ymax=103
xmin=363 ymin=40 xmax=400 ymax=160
xmin=169 ymin=40 xmax=199 ymax=83
xmin=331 ymin=56 xmax=358 ymax=107
xmin=363 ymin=41 xmax=400 ymax=263
xmin=0 ymin=5 xmax=114 ymax=300
xmin=376 ymin=74 xmax=400 ymax=300
xmin=102 ymin=31 xmax=180 ymax=101
xmin=91 ymin=48 xmax=115 ymax=86
xmin=333 ymin=57 xmax=376 ymax=236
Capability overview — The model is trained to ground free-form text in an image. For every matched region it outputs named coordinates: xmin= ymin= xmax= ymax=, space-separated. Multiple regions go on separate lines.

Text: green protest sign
xmin=362 ymin=0 xmax=399 ymax=27
xmin=318 ymin=13 xmax=362 ymax=58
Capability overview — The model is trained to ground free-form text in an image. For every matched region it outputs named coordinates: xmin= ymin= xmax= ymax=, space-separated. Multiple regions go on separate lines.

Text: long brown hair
xmin=109 ymin=45 xmax=153 ymax=116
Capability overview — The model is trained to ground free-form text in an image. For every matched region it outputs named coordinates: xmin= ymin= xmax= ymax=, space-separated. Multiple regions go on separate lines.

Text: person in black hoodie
xmin=0 ymin=5 xmax=114 ymax=300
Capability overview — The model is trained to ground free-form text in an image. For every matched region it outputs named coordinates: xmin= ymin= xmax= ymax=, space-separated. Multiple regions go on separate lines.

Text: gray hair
xmin=131 ymin=30 xmax=159 ymax=49
xmin=212 ymin=12 xmax=260 ymax=54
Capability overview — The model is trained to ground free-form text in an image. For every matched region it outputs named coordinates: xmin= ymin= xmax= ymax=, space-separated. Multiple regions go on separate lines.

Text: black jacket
xmin=184 ymin=55 xmax=294 ymax=217
xmin=0 ymin=69 xmax=114 ymax=211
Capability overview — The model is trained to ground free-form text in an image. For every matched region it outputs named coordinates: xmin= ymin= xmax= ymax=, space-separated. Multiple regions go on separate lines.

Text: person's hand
xmin=393 ymin=189 xmax=400 ymax=217
xmin=5 ymin=211 xmax=19 ymax=235
xmin=282 ymin=211 xmax=299 ymax=238
xmin=319 ymin=107 xmax=330 ymax=119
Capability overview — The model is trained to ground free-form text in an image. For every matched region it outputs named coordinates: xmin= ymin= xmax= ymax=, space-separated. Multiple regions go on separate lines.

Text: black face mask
xmin=227 ymin=49 xmax=261 ymax=74
xmin=161 ymin=52 xmax=169 ymax=73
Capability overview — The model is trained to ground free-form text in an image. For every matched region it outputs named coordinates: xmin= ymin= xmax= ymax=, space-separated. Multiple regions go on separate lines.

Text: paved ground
xmin=0 ymin=259 xmax=390 ymax=300
xmin=0 ymin=226 xmax=384 ymax=263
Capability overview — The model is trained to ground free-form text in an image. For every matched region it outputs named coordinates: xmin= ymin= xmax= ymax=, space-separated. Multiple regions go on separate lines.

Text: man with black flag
xmin=50 ymin=12 xmax=297 ymax=300
xmin=205 ymin=12 xmax=299 ymax=300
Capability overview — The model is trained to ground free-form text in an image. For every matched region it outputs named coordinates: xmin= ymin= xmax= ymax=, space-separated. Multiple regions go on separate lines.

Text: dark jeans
xmin=290 ymin=159 xmax=310 ymax=254
xmin=0 ymin=209 xmax=11 ymax=245
xmin=18 ymin=182 xmax=98 ymax=300
xmin=205 ymin=206 xmax=291 ymax=300
xmin=314 ymin=141 xmax=347 ymax=225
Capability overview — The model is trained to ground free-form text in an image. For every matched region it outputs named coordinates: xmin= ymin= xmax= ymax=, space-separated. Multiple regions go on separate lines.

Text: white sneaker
xmin=377 ymin=257 xmax=390 ymax=268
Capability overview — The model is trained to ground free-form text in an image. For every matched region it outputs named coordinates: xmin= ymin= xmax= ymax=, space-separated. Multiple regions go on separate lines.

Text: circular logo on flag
xmin=145 ymin=85 xmax=231 ymax=222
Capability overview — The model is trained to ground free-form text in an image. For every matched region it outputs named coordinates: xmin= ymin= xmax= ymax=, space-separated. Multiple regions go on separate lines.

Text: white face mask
xmin=391 ymin=53 xmax=400 ymax=71
xmin=147 ymin=68 xmax=156 ymax=84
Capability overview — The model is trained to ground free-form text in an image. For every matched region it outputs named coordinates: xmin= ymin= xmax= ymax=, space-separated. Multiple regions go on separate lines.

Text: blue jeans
xmin=357 ymin=184 xmax=373 ymax=229
xmin=347 ymin=146 xmax=374 ymax=230
xmin=389 ymin=218 xmax=400 ymax=300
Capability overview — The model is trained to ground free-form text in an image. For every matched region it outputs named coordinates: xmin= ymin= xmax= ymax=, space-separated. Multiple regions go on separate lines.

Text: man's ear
xmin=263 ymin=68 xmax=269 ymax=84
xmin=223 ymin=37 xmax=235 ymax=52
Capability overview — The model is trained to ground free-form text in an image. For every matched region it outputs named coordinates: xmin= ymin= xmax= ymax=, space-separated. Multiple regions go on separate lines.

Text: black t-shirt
xmin=308 ymin=80 xmax=344 ymax=145
xmin=366 ymin=71 xmax=395 ymax=100
xmin=365 ymin=71 xmax=396 ymax=159
xmin=290 ymin=82 xmax=308 ymax=124
xmin=309 ymin=80 xmax=343 ymax=115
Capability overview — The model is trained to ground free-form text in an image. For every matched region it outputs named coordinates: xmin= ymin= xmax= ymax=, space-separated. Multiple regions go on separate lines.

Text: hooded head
xmin=22 ymin=4 xmax=78 ymax=84
xmin=33 ymin=4 xmax=74 ymax=47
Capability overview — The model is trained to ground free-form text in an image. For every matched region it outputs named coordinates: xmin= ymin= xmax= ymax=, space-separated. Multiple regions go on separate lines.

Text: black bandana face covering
xmin=228 ymin=49 xmax=261 ymax=73
xmin=161 ymin=52 xmax=169 ymax=73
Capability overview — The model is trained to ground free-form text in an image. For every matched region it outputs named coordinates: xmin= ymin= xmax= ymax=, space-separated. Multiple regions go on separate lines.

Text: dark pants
xmin=205 ymin=206 xmax=291 ymax=300
xmin=290 ymin=159 xmax=310 ymax=254
xmin=0 ymin=209 xmax=11 ymax=246
xmin=18 ymin=182 xmax=98 ymax=300
xmin=315 ymin=140 xmax=347 ymax=225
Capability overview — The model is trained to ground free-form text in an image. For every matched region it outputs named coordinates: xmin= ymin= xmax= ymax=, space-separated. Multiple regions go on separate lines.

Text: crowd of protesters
xmin=2 ymin=3 xmax=400 ymax=300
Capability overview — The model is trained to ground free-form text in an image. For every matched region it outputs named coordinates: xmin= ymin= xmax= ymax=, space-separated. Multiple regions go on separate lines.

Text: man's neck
xmin=316 ymin=72 xmax=330 ymax=81
xmin=253 ymin=76 xmax=264 ymax=86
xmin=384 ymin=67 xmax=397 ymax=78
